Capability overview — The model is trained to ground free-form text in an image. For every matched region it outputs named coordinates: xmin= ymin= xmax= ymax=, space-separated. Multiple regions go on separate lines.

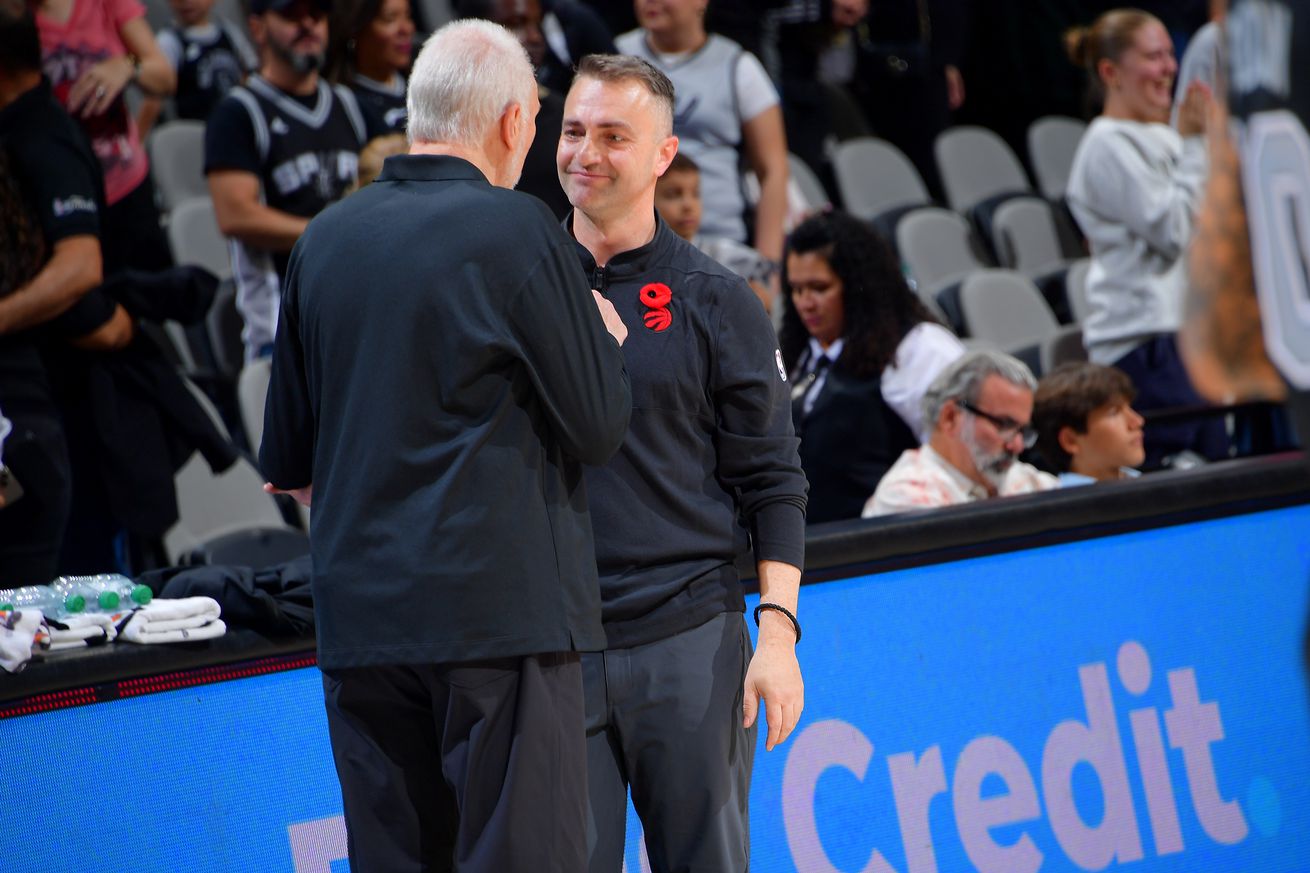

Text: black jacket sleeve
xmin=506 ymin=239 xmax=632 ymax=467
xmin=259 ymin=239 xmax=314 ymax=488
xmin=711 ymin=280 xmax=807 ymax=569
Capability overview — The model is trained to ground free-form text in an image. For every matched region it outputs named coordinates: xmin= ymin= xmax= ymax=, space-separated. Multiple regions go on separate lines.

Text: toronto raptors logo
xmin=640 ymin=282 xmax=672 ymax=332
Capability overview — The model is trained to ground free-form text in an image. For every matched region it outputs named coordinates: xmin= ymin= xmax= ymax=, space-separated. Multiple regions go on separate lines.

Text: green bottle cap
xmin=64 ymin=594 xmax=86 ymax=613
xmin=98 ymin=591 xmax=120 ymax=610
xmin=130 ymin=585 xmax=152 ymax=605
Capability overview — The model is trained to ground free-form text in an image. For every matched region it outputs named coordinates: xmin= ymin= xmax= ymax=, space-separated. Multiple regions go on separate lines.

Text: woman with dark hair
xmin=781 ymin=210 xmax=963 ymax=523
xmin=1064 ymin=7 xmax=1227 ymax=468
xmin=327 ymin=0 xmax=415 ymax=133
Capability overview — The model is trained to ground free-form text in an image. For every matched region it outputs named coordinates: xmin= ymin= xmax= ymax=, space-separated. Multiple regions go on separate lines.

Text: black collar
xmin=565 ymin=210 xmax=678 ymax=279
xmin=376 ymin=154 xmax=489 ymax=185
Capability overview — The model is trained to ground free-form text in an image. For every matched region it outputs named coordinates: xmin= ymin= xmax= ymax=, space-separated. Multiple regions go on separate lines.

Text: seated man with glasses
xmin=862 ymin=350 xmax=1057 ymax=516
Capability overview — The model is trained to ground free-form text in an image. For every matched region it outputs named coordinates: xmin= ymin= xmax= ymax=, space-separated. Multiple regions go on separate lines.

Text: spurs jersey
xmin=350 ymin=72 xmax=408 ymax=134
xmin=204 ymin=75 xmax=369 ymax=359
xmin=157 ymin=20 xmax=258 ymax=122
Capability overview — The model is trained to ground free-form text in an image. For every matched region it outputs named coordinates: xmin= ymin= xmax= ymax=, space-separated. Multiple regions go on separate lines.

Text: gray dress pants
xmin=583 ymin=612 xmax=757 ymax=873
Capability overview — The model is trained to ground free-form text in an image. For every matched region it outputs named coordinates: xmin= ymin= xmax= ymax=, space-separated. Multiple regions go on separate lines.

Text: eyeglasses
xmin=960 ymin=401 xmax=1037 ymax=449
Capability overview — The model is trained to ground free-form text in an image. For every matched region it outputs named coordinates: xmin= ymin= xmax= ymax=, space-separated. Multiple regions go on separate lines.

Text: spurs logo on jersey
xmin=228 ymin=75 xmax=367 ymax=219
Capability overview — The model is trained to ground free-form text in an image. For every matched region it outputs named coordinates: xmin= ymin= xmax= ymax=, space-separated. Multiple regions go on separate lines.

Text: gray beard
xmin=961 ymin=424 xmax=1017 ymax=490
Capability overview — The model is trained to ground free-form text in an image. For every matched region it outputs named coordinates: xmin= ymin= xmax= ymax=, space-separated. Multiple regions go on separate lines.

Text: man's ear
xmin=654 ymin=135 xmax=679 ymax=177
xmin=1057 ymin=424 xmax=1082 ymax=458
xmin=499 ymin=101 xmax=524 ymax=152
xmin=939 ymin=398 xmax=961 ymax=436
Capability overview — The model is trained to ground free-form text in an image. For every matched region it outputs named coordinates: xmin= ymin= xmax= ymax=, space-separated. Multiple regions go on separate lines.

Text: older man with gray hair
xmin=260 ymin=19 xmax=632 ymax=873
xmin=863 ymin=350 xmax=1057 ymax=516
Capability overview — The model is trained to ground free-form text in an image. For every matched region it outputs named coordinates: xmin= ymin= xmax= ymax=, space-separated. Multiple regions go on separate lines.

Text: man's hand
xmin=592 ymin=290 xmax=628 ymax=346
xmin=743 ymin=610 xmax=804 ymax=751
xmin=264 ymin=481 xmax=312 ymax=507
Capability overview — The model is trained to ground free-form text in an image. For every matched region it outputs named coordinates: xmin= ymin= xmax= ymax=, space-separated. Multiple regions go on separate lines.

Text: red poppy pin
xmin=640 ymin=282 xmax=672 ymax=332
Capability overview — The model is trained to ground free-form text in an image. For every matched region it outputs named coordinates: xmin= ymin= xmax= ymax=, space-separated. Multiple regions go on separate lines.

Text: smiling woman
xmin=326 ymin=0 xmax=415 ymax=133
xmin=1064 ymin=8 xmax=1229 ymax=470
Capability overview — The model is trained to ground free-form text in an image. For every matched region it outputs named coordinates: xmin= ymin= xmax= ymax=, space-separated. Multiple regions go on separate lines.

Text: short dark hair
xmin=573 ymin=54 xmax=675 ymax=134
xmin=1033 ymin=362 xmax=1137 ymax=472
xmin=0 ymin=0 xmax=42 ymax=76
xmin=665 ymin=152 xmax=699 ymax=175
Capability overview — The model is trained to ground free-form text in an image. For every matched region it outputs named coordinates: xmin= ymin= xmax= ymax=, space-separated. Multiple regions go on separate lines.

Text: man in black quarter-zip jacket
xmin=259 ymin=22 xmax=632 ymax=873
xmin=557 ymin=54 xmax=808 ymax=873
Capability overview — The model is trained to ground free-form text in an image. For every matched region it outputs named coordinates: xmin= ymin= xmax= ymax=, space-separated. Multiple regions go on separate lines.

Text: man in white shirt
xmin=863 ymin=350 xmax=1057 ymax=516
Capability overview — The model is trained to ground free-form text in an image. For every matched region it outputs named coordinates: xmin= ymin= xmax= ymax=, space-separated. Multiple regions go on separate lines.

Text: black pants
xmin=322 ymin=652 xmax=588 ymax=873
xmin=583 ymin=612 xmax=756 ymax=873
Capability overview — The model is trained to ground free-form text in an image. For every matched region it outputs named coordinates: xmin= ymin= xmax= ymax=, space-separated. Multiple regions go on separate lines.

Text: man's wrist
xmin=754 ymin=602 xmax=801 ymax=644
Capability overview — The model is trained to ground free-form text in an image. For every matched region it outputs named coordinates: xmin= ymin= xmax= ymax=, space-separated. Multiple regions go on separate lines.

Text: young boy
xmin=1033 ymin=362 xmax=1147 ymax=485
xmin=141 ymin=0 xmax=257 ymax=131
xmin=655 ymin=152 xmax=775 ymax=310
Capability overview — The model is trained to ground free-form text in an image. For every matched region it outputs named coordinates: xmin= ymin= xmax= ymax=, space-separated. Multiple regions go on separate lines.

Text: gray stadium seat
xmin=787 ymin=152 xmax=831 ymax=214
xmin=958 ymin=269 xmax=1060 ymax=354
xmin=1041 ymin=325 xmax=1089 ymax=374
xmin=896 ymin=208 xmax=989 ymax=296
xmin=832 ymin=137 xmax=931 ymax=222
xmin=991 ymin=197 xmax=1069 ymax=275
xmin=934 ymin=125 xmax=1033 ymax=214
xmin=163 ymin=378 xmax=296 ymax=564
xmin=1028 ymin=116 xmax=1088 ymax=201
xmin=167 ymin=196 xmax=231 ymax=280
xmin=148 ymin=121 xmax=208 ymax=211
xmin=239 ymin=358 xmax=272 ymax=455
xmin=1064 ymin=257 xmax=1093 ymax=324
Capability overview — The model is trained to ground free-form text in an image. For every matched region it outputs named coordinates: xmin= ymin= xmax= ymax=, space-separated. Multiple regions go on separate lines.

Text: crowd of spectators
xmin=0 ymin=0 xmax=1296 ymax=584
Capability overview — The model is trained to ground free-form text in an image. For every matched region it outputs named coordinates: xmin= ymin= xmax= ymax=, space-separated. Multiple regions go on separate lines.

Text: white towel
xmin=0 ymin=609 xmax=42 ymax=673
xmin=117 ymin=597 xmax=225 ymax=644
xmin=44 ymin=612 xmax=119 ymax=651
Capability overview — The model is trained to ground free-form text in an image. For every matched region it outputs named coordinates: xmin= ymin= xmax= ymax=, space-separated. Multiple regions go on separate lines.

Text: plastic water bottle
xmin=0 ymin=585 xmax=86 ymax=618
xmin=50 ymin=574 xmax=152 ymax=612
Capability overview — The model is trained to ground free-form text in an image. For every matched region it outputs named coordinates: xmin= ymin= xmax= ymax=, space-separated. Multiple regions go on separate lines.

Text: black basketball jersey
xmin=350 ymin=73 xmax=408 ymax=134
xmin=158 ymin=20 xmax=257 ymax=122
xmin=204 ymin=75 xmax=370 ymax=356
xmin=1228 ymin=0 xmax=1310 ymax=439
xmin=224 ymin=75 xmax=367 ymax=228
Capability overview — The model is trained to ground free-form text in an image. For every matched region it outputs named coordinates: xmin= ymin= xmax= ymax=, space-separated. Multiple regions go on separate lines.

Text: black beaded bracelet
xmin=753 ymin=602 xmax=801 ymax=644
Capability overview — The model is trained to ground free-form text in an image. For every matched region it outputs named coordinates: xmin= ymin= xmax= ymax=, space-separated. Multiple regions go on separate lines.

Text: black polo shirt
xmin=261 ymin=154 xmax=632 ymax=668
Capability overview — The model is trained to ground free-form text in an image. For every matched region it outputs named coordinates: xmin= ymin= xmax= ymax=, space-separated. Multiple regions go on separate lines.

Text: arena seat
xmin=957 ymin=269 xmax=1061 ymax=371
xmin=167 ymin=196 xmax=231 ymax=280
xmin=1064 ymin=257 xmax=1092 ymax=324
xmin=147 ymin=121 xmax=208 ymax=211
xmin=1040 ymin=324 xmax=1089 ymax=374
xmin=163 ymin=378 xmax=298 ymax=564
xmin=239 ymin=358 xmax=272 ymax=455
xmin=934 ymin=125 xmax=1033 ymax=214
xmin=896 ymin=207 xmax=990 ymax=300
xmin=832 ymin=137 xmax=932 ymax=226
xmin=1027 ymin=115 xmax=1087 ymax=201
